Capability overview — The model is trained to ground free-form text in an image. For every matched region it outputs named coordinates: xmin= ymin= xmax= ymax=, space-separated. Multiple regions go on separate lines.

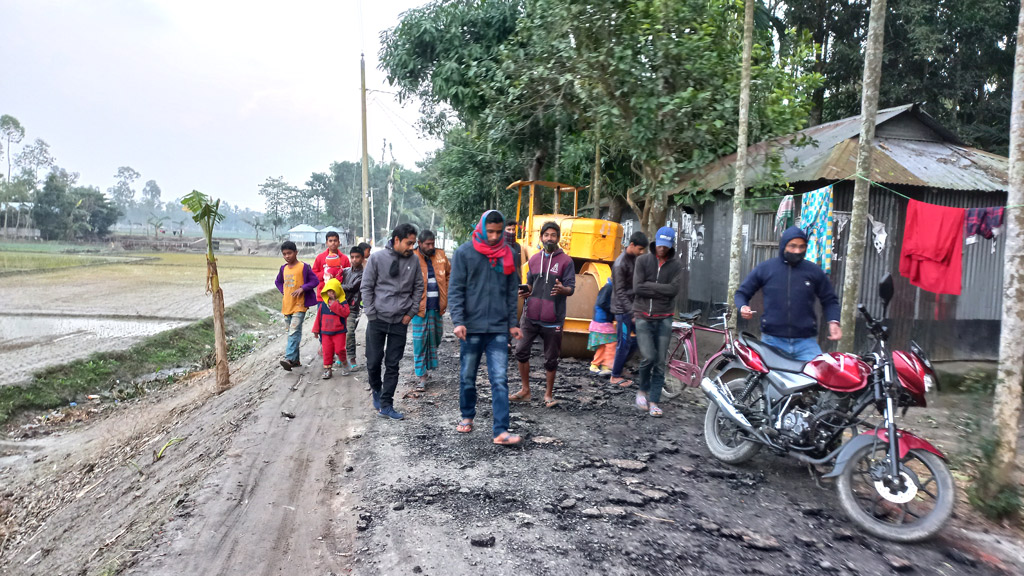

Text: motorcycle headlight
xmin=923 ymin=373 xmax=935 ymax=393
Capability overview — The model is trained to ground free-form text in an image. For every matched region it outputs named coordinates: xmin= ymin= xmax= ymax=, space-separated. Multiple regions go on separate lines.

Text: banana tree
xmin=181 ymin=190 xmax=230 ymax=392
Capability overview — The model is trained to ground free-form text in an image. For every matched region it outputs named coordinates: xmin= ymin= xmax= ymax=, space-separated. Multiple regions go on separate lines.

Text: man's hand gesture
xmin=551 ymin=279 xmax=571 ymax=296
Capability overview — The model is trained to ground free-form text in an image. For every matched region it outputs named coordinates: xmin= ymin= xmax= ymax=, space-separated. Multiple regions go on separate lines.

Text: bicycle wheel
xmin=661 ymin=334 xmax=691 ymax=400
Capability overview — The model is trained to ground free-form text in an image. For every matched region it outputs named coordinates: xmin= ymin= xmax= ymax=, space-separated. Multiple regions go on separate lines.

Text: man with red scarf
xmin=449 ymin=210 xmax=522 ymax=446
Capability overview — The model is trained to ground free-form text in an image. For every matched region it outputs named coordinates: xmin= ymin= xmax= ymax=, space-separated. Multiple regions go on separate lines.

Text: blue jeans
xmin=284 ymin=311 xmax=306 ymax=363
xmin=761 ymin=334 xmax=822 ymax=362
xmin=635 ymin=316 xmax=673 ymax=403
xmin=611 ymin=313 xmax=636 ymax=378
xmin=459 ymin=333 xmax=511 ymax=438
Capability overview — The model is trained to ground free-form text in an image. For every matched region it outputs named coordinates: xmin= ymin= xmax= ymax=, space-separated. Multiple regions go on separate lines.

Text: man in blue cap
xmin=631 ymin=226 xmax=684 ymax=418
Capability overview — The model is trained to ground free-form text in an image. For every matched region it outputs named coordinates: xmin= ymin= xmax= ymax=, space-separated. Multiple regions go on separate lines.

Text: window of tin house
xmin=750 ymin=211 xmax=778 ymax=265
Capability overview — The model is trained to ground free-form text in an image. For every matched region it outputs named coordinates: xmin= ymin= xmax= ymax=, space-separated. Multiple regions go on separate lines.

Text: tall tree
xmin=108 ymin=166 xmax=141 ymax=210
xmin=141 ymin=179 xmax=162 ymax=211
xmin=986 ymin=0 xmax=1024 ymax=506
xmin=728 ymin=0 xmax=758 ymax=325
xmin=0 ymin=115 xmax=25 ymax=182
xmin=14 ymin=138 xmax=55 ymax=182
xmin=181 ymin=190 xmax=230 ymax=393
xmin=838 ymin=0 xmax=888 ymax=351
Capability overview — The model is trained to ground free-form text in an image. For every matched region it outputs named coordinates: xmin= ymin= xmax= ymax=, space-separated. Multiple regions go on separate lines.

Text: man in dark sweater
xmin=734 ymin=225 xmax=841 ymax=361
xmin=633 ymin=226 xmax=684 ymax=418
xmin=449 ymin=210 xmax=522 ymax=446
xmin=609 ymin=231 xmax=648 ymax=386
xmin=511 ymin=221 xmax=576 ymax=408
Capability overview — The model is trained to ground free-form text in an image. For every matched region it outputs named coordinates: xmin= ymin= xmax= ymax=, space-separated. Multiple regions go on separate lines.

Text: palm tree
xmin=181 ymin=190 xmax=230 ymax=392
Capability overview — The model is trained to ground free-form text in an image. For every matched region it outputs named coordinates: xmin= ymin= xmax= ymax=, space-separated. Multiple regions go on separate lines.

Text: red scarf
xmin=472 ymin=210 xmax=514 ymax=275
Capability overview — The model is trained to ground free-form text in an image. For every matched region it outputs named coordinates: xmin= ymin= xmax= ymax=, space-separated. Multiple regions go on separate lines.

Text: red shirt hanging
xmin=899 ymin=199 xmax=965 ymax=295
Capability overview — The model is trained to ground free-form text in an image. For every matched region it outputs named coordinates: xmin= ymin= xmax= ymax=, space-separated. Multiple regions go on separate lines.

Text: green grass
xmin=0 ymin=251 xmax=139 ymax=272
xmin=0 ymin=290 xmax=281 ymax=425
xmin=134 ymin=252 xmax=284 ymax=270
xmin=0 ymin=241 xmax=90 ymax=253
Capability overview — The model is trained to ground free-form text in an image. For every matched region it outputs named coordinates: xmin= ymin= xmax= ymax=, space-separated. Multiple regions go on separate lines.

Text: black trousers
xmin=365 ymin=319 xmax=409 ymax=408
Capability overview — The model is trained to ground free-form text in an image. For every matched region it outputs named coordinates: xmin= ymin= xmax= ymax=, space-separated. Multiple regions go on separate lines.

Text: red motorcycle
xmin=700 ymin=274 xmax=954 ymax=542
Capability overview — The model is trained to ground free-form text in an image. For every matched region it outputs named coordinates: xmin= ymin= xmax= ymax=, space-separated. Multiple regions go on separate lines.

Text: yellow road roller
xmin=509 ymin=180 xmax=624 ymax=358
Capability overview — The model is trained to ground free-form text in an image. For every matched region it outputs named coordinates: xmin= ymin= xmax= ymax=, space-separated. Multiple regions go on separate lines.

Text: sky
xmin=0 ymin=0 xmax=439 ymax=211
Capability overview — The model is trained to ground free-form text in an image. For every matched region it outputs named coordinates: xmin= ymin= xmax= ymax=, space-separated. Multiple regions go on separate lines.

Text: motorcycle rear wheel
xmin=703 ymin=377 xmax=761 ymax=464
xmin=836 ymin=445 xmax=955 ymax=542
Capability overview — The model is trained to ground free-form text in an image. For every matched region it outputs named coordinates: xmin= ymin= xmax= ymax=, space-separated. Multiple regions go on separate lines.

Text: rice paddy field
xmin=0 ymin=245 xmax=285 ymax=386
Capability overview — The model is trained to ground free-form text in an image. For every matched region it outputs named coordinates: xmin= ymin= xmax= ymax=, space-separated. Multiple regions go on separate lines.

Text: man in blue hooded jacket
xmin=734 ymin=225 xmax=841 ymax=361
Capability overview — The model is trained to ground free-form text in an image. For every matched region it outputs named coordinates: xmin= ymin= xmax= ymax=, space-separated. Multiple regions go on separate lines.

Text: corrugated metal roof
xmin=674 ymin=103 xmax=1008 ymax=194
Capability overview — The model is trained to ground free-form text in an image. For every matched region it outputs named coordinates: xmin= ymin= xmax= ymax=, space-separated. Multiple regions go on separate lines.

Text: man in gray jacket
xmin=361 ymin=223 xmax=424 ymax=420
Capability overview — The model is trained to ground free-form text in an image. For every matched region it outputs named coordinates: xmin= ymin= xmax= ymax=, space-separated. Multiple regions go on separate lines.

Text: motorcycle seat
xmin=740 ymin=333 xmax=807 ymax=373
xmin=677 ymin=310 xmax=702 ymax=322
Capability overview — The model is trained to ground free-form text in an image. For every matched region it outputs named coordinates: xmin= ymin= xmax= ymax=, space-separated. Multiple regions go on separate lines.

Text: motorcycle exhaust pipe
xmin=700 ymin=377 xmax=757 ymax=435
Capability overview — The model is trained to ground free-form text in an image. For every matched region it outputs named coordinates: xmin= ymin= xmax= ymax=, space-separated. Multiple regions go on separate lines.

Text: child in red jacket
xmin=312 ymin=278 xmax=350 ymax=379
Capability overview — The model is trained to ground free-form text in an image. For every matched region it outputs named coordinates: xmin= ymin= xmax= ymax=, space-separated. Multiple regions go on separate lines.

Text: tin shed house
xmin=640 ymin=104 xmax=1008 ymax=361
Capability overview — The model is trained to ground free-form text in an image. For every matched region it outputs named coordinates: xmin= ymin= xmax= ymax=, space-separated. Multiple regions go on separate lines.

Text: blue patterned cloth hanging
xmin=801 ymin=185 xmax=833 ymax=274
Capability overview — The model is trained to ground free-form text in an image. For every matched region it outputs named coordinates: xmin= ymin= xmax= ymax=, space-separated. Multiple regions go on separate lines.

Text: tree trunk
xmin=592 ymin=134 xmax=602 ymax=218
xmin=988 ymin=0 xmax=1024 ymax=497
xmin=609 ymin=195 xmax=625 ymax=223
xmin=726 ymin=0 xmax=756 ymax=326
xmin=209 ymin=258 xmax=230 ymax=393
xmin=838 ymin=0 xmax=888 ymax=351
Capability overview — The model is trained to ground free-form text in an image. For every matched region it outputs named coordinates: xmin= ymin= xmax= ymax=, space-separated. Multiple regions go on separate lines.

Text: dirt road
xmin=1 ymin=323 xmax=1021 ymax=575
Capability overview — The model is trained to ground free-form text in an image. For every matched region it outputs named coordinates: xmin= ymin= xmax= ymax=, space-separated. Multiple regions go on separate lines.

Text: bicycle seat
xmin=739 ymin=333 xmax=807 ymax=373
xmin=677 ymin=310 xmax=702 ymax=322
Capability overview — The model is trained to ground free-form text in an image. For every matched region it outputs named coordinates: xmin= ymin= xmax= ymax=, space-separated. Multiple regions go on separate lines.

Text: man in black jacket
xmin=449 ymin=210 xmax=523 ymax=446
xmin=734 ymin=225 xmax=841 ymax=361
xmin=633 ymin=226 xmax=684 ymax=418
xmin=609 ymin=231 xmax=648 ymax=386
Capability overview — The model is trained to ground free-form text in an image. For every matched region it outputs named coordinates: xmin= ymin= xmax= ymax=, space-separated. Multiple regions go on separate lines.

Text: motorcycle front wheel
xmin=836 ymin=444 xmax=955 ymax=542
xmin=703 ymin=377 xmax=761 ymax=464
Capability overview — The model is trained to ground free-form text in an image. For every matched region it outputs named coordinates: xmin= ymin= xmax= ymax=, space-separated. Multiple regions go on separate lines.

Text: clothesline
xmin=734 ymin=172 xmax=1023 ymax=210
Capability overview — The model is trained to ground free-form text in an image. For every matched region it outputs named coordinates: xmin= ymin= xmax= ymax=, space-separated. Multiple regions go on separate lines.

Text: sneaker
xmin=378 ymin=406 xmax=405 ymax=420
xmin=589 ymin=364 xmax=601 ymax=374
xmin=280 ymin=359 xmax=293 ymax=371
xmin=333 ymin=359 xmax=343 ymax=367
xmin=371 ymin=390 xmax=381 ymax=411
xmin=598 ymin=367 xmax=612 ymax=377
xmin=322 ymin=368 xmax=332 ymax=380
xmin=340 ymin=366 xmax=351 ymax=376
xmin=349 ymin=363 xmax=361 ymax=372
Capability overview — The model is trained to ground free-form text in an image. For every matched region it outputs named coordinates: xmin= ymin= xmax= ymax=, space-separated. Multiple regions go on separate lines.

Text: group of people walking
xmin=274 ymin=210 xmax=841 ymax=448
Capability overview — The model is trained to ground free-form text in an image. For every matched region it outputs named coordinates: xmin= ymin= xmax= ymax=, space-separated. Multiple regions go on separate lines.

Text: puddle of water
xmin=0 ymin=316 xmax=188 ymax=352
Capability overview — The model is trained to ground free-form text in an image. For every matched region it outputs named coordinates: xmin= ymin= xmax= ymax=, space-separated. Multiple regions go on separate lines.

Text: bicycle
xmin=662 ymin=308 xmax=730 ymax=399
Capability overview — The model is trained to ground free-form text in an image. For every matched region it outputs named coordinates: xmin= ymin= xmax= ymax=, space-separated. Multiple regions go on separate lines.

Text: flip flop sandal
xmin=635 ymin=394 xmax=649 ymax=410
xmin=649 ymin=405 xmax=663 ymax=418
xmin=415 ymin=382 xmax=427 ymax=392
xmin=544 ymin=399 xmax=560 ymax=408
xmin=456 ymin=419 xmax=473 ymax=433
xmin=509 ymin=391 xmax=532 ymax=402
xmin=612 ymin=378 xmax=634 ymax=388
xmin=493 ymin=432 xmax=522 ymax=446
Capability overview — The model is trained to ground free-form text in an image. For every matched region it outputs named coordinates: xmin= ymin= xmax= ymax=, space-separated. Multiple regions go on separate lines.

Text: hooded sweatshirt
xmin=360 ymin=239 xmax=424 ymax=324
xmin=734 ymin=226 xmax=840 ymax=339
xmin=632 ymin=247 xmax=684 ymax=318
xmin=524 ymin=246 xmax=576 ymax=325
